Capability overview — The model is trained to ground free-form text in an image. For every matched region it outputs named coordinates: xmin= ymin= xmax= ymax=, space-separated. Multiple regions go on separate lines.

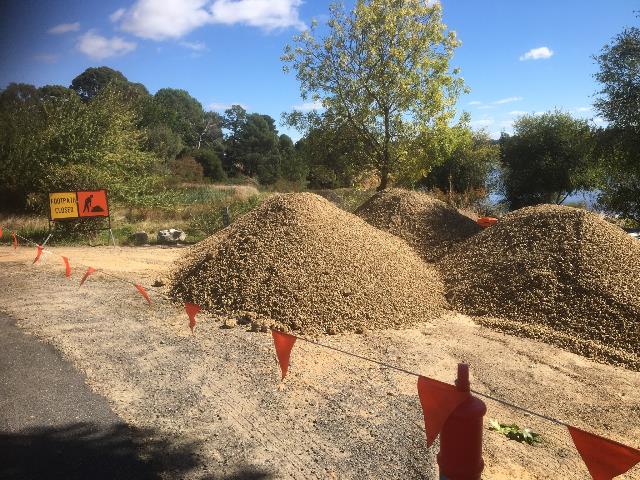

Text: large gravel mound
xmin=355 ymin=189 xmax=481 ymax=262
xmin=170 ymin=193 xmax=447 ymax=334
xmin=440 ymin=204 xmax=640 ymax=367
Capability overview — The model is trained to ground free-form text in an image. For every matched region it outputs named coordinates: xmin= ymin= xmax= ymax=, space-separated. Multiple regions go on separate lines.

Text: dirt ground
xmin=0 ymin=245 xmax=638 ymax=479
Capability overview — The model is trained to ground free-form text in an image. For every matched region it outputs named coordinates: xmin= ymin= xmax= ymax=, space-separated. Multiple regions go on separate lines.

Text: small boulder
xmin=157 ymin=229 xmax=186 ymax=244
xmin=132 ymin=231 xmax=149 ymax=246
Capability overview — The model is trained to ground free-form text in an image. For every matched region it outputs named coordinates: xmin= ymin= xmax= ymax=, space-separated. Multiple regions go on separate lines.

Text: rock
xmin=152 ymin=277 xmax=166 ymax=287
xmin=132 ymin=231 xmax=149 ymax=246
xmin=221 ymin=318 xmax=236 ymax=329
xmin=157 ymin=228 xmax=186 ymax=244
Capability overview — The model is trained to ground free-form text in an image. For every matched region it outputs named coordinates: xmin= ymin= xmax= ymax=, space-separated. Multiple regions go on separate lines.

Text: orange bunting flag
xmin=134 ymin=283 xmax=152 ymax=305
xmin=62 ymin=256 xmax=71 ymax=277
xmin=32 ymin=245 xmax=43 ymax=264
xmin=271 ymin=330 xmax=297 ymax=379
xmin=185 ymin=303 xmax=201 ymax=334
xmin=12 ymin=232 xmax=18 ymax=250
xmin=568 ymin=426 xmax=640 ymax=480
xmin=417 ymin=375 xmax=470 ymax=446
xmin=79 ymin=267 xmax=96 ymax=286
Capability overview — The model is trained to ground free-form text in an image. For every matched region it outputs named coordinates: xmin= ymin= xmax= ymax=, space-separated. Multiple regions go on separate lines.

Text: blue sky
xmin=0 ymin=0 xmax=636 ymax=140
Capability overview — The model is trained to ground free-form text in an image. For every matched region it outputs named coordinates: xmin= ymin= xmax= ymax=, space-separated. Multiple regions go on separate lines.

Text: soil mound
xmin=355 ymin=189 xmax=481 ymax=262
xmin=170 ymin=193 xmax=446 ymax=334
xmin=440 ymin=204 xmax=640 ymax=368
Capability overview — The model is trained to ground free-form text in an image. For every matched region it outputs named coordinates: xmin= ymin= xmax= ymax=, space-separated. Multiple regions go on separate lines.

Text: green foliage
xmin=191 ymin=148 xmax=227 ymax=181
xmin=0 ymin=82 xmax=160 ymax=212
xmin=168 ymin=156 xmax=205 ymax=183
xmin=593 ymin=20 xmax=640 ymax=220
xmin=145 ymin=125 xmax=184 ymax=162
xmin=283 ymin=0 xmax=465 ymax=190
xmin=70 ymin=66 xmax=129 ymax=101
xmin=187 ymin=194 xmax=262 ymax=237
xmin=279 ymin=134 xmax=308 ymax=184
xmin=420 ymin=128 xmax=499 ymax=196
xmin=153 ymin=88 xmax=213 ymax=149
xmin=500 ymin=111 xmax=596 ymax=209
xmin=489 ymin=420 xmax=542 ymax=446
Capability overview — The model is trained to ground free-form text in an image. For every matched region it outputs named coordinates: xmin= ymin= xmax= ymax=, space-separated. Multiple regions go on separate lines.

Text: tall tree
xmin=152 ymin=88 xmax=208 ymax=149
xmin=500 ymin=111 xmax=595 ymax=209
xmin=70 ymin=66 xmax=129 ymax=101
xmin=593 ymin=17 xmax=640 ymax=220
xmin=282 ymin=0 xmax=465 ymax=190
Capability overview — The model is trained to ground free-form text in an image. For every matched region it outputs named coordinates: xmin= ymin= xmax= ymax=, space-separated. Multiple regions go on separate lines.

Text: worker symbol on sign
xmin=77 ymin=190 xmax=109 ymax=217
xmin=83 ymin=194 xmax=93 ymax=213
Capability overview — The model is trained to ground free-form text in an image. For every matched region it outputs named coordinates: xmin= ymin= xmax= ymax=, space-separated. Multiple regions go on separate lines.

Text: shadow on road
xmin=0 ymin=422 xmax=272 ymax=480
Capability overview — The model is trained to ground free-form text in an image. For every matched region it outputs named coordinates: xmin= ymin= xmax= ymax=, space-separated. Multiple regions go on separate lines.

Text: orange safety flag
xmin=271 ymin=330 xmax=297 ymax=379
xmin=32 ymin=245 xmax=43 ymax=264
xmin=185 ymin=303 xmax=201 ymax=334
xmin=62 ymin=256 xmax=71 ymax=277
xmin=417 ymin=375 xmax=470 ymax=446
xmin=134 ymin=283 xmax=152 ymax=305
xmin=0 ymin=225 xmax=3 ymax=238
xmin=79 ymin=267 xmax=96 ymax=286
xmin=12 ymin=232 xmax=18 ymax=250
xmin=477 ymin=216 xmax=498 ymax=228
xmin=568 ymin=426 xmax=640 ymax=480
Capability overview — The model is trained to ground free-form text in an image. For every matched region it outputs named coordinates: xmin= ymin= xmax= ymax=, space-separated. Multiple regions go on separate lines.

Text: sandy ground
xmin=0 ymin=245 xmax=638 ymax=479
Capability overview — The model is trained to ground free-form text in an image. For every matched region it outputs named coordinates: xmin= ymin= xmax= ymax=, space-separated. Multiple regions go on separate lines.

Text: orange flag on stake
xmin=185 ymin=303 xmax=200 ymax=334
xmin=271 ymin=330 xmax=297 ymax=379
xmin=79 ymin=267 xmax=96 ymax=286
xmin=0 ymin=226 xmax=3 ymax=238
xmin=12 ymin=232 xmax=17 ymax=250
xmin=32 ymin=245 xmax=43 ymax=264
xmin=568 ymin=426 xmax=640 ymax=480
xmin=134 ymin=284 xmax=152 ymax=305
xmin=417 ymin=375 xmax=470 ymax=446
xmin=62 ymin=256 xmax=71 ymax=277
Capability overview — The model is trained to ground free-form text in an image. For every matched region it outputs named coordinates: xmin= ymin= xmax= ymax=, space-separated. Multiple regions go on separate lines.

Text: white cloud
xmin=293 ymin=100 xmax=323 ymax=111
xmin=76 ymin=30 xmax=137 ymax=59
xmin=508 ymin=110 xmax=527 ymax=116
xmin=493 ymin=96 xmax=523 ymax=105
xmin=116 ymin=0 xmax=305 ymax=41
xmin=34 ymin=53 xmax=59 ymax=64
xmin=180 ymin=40 xmax=207 ymax=51
xmin=208 ymin=101 xmax=247 ymax=111
xmin=210 ymin=0 xmax=306 ymax=31
xmin=110 ymin=8 xmax=126 ymax=22
xmin=48 ymin=22 xmax=80 ymax=34
xmin=468 ymin=101 xmax=482 ymax=106
xmin=576 ymin=106 xmax=592 ymax=112
xmin=519 ymin=46 xmax=554 ymax=61
xmin=470 ymin=117 xmax=495 ymax=128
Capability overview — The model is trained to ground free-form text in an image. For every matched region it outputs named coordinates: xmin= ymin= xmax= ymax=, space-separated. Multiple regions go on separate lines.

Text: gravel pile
xmin=169 ymin=192 xmax=446 ymax=334
xmin=440 ymin=204 xmax=640 ymax=368
xmin=355 ymin=188 xmax=481 ymax=262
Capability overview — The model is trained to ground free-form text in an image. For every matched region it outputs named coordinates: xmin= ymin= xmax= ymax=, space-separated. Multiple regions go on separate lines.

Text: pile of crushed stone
xmin=440 ymin=204 xmax=640 ymax=369
xmin=355 ymin=189 xmax=481 ymax=262
xmin=169 ymin=193 xmax=447 ymax=335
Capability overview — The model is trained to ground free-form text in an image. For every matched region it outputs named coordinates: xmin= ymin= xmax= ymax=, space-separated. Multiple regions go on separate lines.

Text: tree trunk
xmin=378 ymin=169 xmax=389 ymax=191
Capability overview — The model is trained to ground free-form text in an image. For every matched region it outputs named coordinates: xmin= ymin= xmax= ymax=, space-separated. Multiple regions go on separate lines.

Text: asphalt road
xmin=0 ymin=312 xmax=158 ymax=480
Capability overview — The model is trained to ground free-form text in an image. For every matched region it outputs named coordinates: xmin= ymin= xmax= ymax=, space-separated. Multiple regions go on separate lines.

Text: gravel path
xmin=0 ymin=246 xmax=639 ymax=479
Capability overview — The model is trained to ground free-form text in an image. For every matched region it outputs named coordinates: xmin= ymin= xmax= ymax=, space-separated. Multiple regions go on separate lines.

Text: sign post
xmin=48 ymin=189 xmax=115 ymax=246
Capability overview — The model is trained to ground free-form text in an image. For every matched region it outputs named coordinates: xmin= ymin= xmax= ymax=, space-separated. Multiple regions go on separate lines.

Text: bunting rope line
xmin=6 ymin=230 xmax=155 ymax=302
xmin=2 ymin=224 xmax=639 ymax=476
xmin=275 ymin=332 xmax=574 ymax=428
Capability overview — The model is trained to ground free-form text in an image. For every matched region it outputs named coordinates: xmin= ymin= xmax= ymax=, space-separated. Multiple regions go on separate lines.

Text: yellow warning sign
xmin=49 ymin=192 xmax=79 ymax=220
